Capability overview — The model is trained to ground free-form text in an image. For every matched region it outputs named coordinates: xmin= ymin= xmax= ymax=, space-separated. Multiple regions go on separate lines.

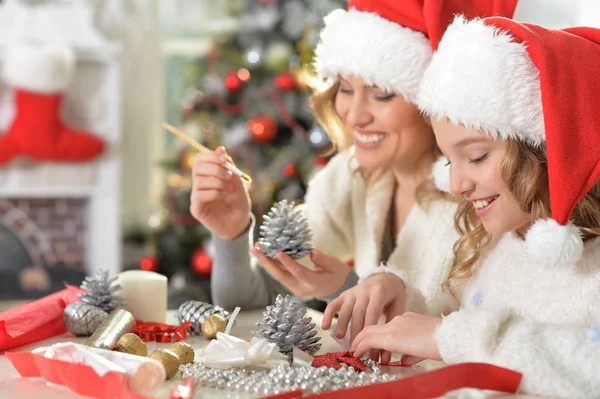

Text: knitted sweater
xmin=211 ymin=148 xmax=458 ymax=314
xmin=435 ymin=232 xmax=600 ymax=398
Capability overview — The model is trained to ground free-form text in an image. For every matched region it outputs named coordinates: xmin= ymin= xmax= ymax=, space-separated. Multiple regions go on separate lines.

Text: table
xmin=0 ymin=307 xmax=538 ymax=399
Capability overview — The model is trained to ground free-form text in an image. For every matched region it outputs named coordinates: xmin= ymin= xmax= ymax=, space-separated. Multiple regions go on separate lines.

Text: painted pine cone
xmin=63 ymin=302 xmax=108 ymax=336
xmin=177 ymin=300 xmax=230 ymax=335
xmin=258 ymin=199 xmax=313 ymax=259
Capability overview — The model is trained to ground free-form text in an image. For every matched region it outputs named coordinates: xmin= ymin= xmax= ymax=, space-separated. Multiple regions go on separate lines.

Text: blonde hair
xmin=444 ymin=139 xmax=600 ymax=295
xmin=309 ymin=81 xmax=450 ymax=207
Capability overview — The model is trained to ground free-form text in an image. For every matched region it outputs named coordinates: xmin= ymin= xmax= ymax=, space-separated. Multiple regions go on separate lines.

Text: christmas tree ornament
xmin=191 ymin=248 xmax=212 ymax=276
xmin=63 ymin=302 xmax=108 ymax=337
xmin=116 ymin=333 xmax=148 ymax=357
xmin=79 ymin=270 xmax=124 ymax=313
xmin=308 ymin=126 xmax=331 ymax=150
xmin=244 ymin=45 xmax=264 ymax=69
xmin=282 ymin=163 xmax=296 ymax=178
xmin=199 ymin=74 xmax=226 ymax=97
xmin=274 ymin=72 xmax=297 ymax=91
xmin=248 ymin=116 xmax=278 ymax=144
xmin=252 ymin=294 xmax=321 ymax=358
xmin=168 ymin=342 xmax=195 ymax=365
xmin=201 ymin=314 xmax=227 ymax=340
xmin=150 ymin=348 xmax=180 ymax=379
xmin=258 ymin=200 xmax=313 ymax=259
xmin=264 ymin=41 xmax=293 ymax=71
xmin=85 ymin=309 xmax=136 ymax=350
xmin=0 ymin=41 xmax=105 ymax=164
xmin=177 ymin=300 xmax=230 ymax=335
xmin=224 ymin=71 xmax=244 ymax=93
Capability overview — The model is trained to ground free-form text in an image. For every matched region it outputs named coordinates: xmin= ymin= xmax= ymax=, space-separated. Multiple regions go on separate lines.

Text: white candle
xmin=117 ymin=270 xmax=168 ymax=323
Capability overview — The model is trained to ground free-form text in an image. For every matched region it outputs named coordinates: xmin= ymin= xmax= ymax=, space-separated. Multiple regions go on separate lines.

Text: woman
xmin=190 ymin=0 xmax=518 ymax=341
xmin=343 ymin=16 xmax=600 ymax=398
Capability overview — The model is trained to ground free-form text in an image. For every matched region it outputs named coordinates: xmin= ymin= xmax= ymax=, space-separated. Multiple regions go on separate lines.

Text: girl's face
xmin=432 ymin=116 xmax=532 ymax=235
xmin=334 ymin=76 xmax=433 ymax=171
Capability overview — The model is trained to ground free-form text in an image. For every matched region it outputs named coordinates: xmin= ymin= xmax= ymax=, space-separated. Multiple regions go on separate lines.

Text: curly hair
xmin=444 ymin=139 xmax=600 ymax=295
xmin=308 ymin=81 xmax=451 ymax=207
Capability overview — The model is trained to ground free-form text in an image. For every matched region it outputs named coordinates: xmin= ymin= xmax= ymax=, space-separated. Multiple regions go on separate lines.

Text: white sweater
xmin=303 ymin=148 xmax=459 ymax=315
xmin=435 ymin=232 xmax=600 ymax=398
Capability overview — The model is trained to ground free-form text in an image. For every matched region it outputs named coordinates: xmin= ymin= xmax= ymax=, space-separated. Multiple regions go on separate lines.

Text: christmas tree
xmin=140 ymin=0 xmax=343 ymax=307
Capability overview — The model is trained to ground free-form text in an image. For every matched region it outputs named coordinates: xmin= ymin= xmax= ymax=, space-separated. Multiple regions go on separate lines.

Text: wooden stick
xmin=162 ymin=122 xmax=252 ymax=183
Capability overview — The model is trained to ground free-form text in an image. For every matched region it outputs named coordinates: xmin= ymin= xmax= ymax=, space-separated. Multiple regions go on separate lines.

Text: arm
xmin=210 ymin=215 xmax=290 ymax=310
xmin=435 ymin=308 xmax=600 ymax=398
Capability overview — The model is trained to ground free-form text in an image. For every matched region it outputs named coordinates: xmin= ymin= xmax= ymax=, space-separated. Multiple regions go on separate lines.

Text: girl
xmin=190 ymin=0 xmax=517 ymax=341
xmin=346 ymin=16 xmax=600 ymax=398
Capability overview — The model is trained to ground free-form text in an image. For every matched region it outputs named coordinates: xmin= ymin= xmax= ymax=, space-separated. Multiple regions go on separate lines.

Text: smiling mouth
xmin=354 ymin=132 xmax=387 ymax=144
xmin=472 ymin=195 xmax=499 ymax=210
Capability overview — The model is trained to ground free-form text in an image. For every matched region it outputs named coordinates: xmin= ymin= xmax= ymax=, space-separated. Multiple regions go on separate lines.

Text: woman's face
xmin=334 ymin=76 xmax=433 ymax=171
xmin=432 ymin=116 xmax=532 ymax=235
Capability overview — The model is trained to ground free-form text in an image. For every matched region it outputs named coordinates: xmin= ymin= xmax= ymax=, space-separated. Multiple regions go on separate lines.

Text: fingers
xmin=193 ymin=162 xmax=233 ymax=182
xmin=385 ymin=299 xmax=405 ymax=323
xmin=400 ymin=354 xmax=424 ymax=367
xmin=310 ymin=249 xmax=345 ymax=271
xmin=251 ymin=245 xmax=295 ymax=288
xmin=349 ymin=298 xmax=368 ymax=344
xmin=334 ymin=295 xmax=356 ymax=338
xmin=190 ymin=189 xmax=223 ymax=208
xmin=352 ymin=325 xmax=385 ymax=358
xmin=276 ymin=252 xmax=313 ymax=279
xmin=322 ymin=296 xmax=343 ymax=330
xmin=380 ymin=350 xmax=392 ymax=365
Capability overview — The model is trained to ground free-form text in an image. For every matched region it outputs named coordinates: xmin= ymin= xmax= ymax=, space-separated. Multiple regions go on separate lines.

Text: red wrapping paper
xmin=0 ymin=285 xmax=84 ymax=352
xmin=6 ymin=351 xmax=150 ymax=399
xmin=265 ymin=363 xmax=522 ymax=399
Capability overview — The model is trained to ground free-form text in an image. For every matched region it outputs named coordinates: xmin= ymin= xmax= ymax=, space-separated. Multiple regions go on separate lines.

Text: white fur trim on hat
xmin=431 ymin=156 xmax=451 ymax=193
xmin=3 ymin=40 xmax=75 ymax=93
xmin=525 ymin=219 xmax=584 ymax=268
xmin=314 ymin=8 xmax=432 ymax=103
xmin=416 ymin=16 xmax=545 ymax=147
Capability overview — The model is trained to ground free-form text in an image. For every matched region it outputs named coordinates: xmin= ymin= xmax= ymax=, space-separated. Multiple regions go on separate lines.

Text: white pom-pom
xmin=525 ymin=219 xmax=583 ymax=267
xmin=432 ymin=156 xmax=451 ymax=193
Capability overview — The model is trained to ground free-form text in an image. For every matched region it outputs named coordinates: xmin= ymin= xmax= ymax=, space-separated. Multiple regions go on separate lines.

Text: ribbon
xmin=196 ymin=332 xmax=289 ymax=369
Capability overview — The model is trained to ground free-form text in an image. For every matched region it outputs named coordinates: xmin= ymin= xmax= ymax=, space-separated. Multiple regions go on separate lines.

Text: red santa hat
xmin=313 ymin=0 xmax=519 ymax=103
xmin=417 ymin=16 xmax=600 ymax=267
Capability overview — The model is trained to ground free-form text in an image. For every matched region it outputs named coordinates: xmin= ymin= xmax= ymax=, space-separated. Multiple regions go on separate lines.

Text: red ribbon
xmin=267 ymin=362 xmax=523 ymax=399
xmin=132 ymin=321 xmax=192 ymax=343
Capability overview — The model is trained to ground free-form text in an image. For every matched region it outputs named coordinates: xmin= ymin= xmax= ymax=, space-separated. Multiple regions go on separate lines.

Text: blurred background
xmin=0 ymin=0 xmax=597 ymax=309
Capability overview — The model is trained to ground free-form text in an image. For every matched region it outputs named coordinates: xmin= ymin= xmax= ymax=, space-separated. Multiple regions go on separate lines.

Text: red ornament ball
xmin=274 ymin=72 xmax=297 ymax=91
xmin=140 ymin=255 xmax=159 ymax=272
xmin=248 ymin=116 xmax=278 ymax=144
xmin=282 ymin=163 xmax=296 ymax=177
xmin=225 ymin=72 xmax=244 ymax=93
xmin=191 ymin=248 xmax=212 ymax=276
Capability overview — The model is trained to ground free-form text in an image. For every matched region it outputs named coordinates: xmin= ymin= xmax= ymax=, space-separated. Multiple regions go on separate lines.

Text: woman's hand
xmin=352 ymin=312 xmax=442 ymax=365
xmin=321 ymin=273 xmax=406 ymax=349
xmin=250 ymin=246 xmax=352 ymax=298
xmin=190 ymin=147 xmax=251 ymax=240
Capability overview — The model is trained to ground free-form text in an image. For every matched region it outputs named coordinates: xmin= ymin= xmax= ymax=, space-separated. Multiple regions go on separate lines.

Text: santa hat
xmin=417 ymin=16 xmax=600 ymax=267
xmin=313 ymin=0 xmax=518 ymax=103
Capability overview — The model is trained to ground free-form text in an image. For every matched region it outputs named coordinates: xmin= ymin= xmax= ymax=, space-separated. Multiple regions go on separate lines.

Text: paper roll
xmin=117 ymin=270 xmax=167 ymax=323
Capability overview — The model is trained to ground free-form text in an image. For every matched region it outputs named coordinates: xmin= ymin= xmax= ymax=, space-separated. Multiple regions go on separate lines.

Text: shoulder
xmin=305 ymin=147 xmax=362 ymax=204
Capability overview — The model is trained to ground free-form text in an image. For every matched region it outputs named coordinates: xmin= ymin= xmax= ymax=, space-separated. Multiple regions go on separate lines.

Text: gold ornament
xmin=201 ymin=314 xmax=227 ymax=340
xmin=168 ymin=341 xmax=194 ymax=365
xmin=150 ymin=349 xmax=180 ymax=379
xmin=116 ymin=333 xmax=148 ymax=357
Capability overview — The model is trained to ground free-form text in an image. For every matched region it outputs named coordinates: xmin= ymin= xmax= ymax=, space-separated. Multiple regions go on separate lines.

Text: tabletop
xmin=0 ymin=304 xmax=540 ymax=399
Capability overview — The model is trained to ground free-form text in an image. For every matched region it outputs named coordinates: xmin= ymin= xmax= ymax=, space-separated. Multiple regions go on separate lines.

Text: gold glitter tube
xmin=85 ymin=309 xmax=135 ymax=350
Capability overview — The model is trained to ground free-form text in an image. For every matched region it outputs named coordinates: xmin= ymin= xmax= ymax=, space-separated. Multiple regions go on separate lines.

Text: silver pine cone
xmin=177 ymin=300 xmax=230 ymax=335
xmin=252 ymin=294 xmax=321 ymax=359
xmin=63 ymin=302 xmax=108 ymax=336
xmin=258 ymin=199 xmax=313 ymax=259
xmin=79 ymin=270 xmax=124 ymax=313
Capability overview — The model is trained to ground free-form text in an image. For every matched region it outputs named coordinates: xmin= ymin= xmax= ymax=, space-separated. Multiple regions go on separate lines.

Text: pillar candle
xmin=117 ymin=270 xmax=167 ymax=323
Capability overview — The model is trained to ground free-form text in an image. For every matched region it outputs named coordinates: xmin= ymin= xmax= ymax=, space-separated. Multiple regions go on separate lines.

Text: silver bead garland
xmin=179 ymin=360 xmax=397 ymax=396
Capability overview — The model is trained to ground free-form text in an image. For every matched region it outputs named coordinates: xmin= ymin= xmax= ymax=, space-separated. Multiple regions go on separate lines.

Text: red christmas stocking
xmin=0 ymin=41 xmax=106 ymax=164
xmin=0 ymin=90 xmax=105 ymax=164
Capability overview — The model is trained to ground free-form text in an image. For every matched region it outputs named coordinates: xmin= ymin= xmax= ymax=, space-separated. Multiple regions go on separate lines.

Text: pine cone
xmin=253 ymin=294 xmax=321 ymax=359
xmin=258 ymin=199 xmax=313 ymax=259
xmin=63 ymin=302 xmax=108 ymax=336
xmin=79 ymin=270 xmax=124 ymax=313
xmin=177 ymin=300 xmax=230 ymax=335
